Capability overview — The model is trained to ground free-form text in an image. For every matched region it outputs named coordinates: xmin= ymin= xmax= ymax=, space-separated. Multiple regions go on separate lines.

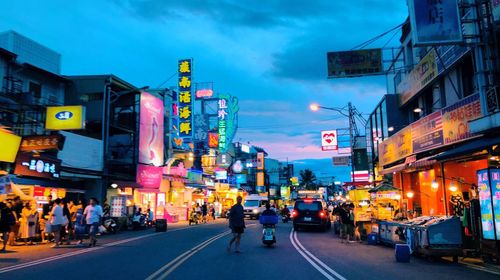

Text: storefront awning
xmin=379 ymin=162 xmax=406 ymax=175
xmin=408 ymin=156 xmax=436 ymax=169
xmin=185 ymin=183 xmax=207 ymax=189
xmin=434 ymin=137 xmax=499 ymax=161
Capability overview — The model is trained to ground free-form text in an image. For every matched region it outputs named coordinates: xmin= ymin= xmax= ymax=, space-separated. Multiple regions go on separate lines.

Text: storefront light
xmin=406 ymin=191 xmax=414 ymax=198
xmin=449 ymin=184 xmax=458 ymax=192
xmin=388 ymin=126 xmax=394 ymax=132
xmin=431 ymin=181 xmax=439 ymax=190
xmin=413 ymin=108 xmax=422 ymax=113
xmin=395 ymin=194 xmax=401 ymax=200
xmin=111 ymin=183 xmax=118 ymax=189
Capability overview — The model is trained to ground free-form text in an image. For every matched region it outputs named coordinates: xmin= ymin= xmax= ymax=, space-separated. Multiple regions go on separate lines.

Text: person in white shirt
xmin=50 ymin=199 xmax=64 ymax=248
xmin=82 ymin=197 xmax=103 ymax=247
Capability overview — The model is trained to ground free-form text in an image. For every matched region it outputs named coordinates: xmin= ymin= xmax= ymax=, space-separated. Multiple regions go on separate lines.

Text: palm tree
xmin=299 ymin=169 xmax=317 ymax=190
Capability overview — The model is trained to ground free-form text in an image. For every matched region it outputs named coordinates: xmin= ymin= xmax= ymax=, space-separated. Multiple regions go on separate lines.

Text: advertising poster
xmin=493 ymin=0 xmax=500 ymax=22
xmin=411 ymin=111 xmax=444 ymax=153
xmin=398 ymin=49 xmax=438 ymax=106
xmin=409 ymin=0 xmax=462 ymax=46
xmin=477 ymin=169 xmax=495 ymax=240
xmin=321 ymin=130 xmax=338 ymax=151
xmin=139 ymin=92 xmax=164 ymax=166
xmin=327 ymin=48 xmax=383 ymax=78
xmin=442 ymin=94 xmax=482 ymax=145
xmin=136 ymin=164 xmax=162 ymax=189
xmin=490 ymin=169 xmax=500 ymax=239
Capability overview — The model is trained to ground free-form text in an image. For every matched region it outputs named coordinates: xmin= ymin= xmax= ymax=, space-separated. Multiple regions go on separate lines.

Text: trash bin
xmin=156 ymin=219 xmax=167 ymax=232
xmin=395 ymin=244 xmax=410 ymax=262
xmin=367 ymin=233 xmax=378 ymax=245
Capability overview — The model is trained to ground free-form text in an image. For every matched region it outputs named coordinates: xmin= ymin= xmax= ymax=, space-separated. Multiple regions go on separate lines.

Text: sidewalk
xmin=0 ymin=220 xmax=193 ymax=269
xmin=333 ymin=233 xmax=500 ymax=276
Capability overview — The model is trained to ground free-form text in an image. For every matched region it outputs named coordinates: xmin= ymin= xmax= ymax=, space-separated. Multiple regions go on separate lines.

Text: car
xmin=243 ymin=194 xmax=268 ymax=219
xmin=292 ymin=198 xmax=331 ymax=231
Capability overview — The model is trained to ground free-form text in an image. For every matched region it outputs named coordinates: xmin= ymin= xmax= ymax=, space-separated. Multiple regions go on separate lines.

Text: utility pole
xmin=348 ymin=102 xmax=356 ymax=184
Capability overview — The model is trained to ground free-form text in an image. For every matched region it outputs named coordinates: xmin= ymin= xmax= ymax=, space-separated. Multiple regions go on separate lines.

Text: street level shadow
xmin=0 ymin=258 xmax=20 ymax=263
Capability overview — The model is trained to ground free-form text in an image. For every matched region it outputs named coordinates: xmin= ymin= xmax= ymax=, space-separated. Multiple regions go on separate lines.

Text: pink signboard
xmin=139 ymin=92 xmax=164 ymax=166
xmin=136 ymin=164 xmax=162 ymax=189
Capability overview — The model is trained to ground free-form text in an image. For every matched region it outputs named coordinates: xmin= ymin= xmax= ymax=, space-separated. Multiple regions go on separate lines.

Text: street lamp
xmin=309 ymin=102 xmax=367 ymax=184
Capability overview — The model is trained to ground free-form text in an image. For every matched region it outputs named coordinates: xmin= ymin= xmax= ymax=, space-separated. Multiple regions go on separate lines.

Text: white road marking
xmin=0 ymin=225 xmax=198 ymax=274
xmin=290 ymin=229 xmax=348 ymax=280
xmin=146 ymin=223 xmax=257 ymax=280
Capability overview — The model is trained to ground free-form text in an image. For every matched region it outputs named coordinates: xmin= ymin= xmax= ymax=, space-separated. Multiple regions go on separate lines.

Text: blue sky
xmin=0 ymin=0 xmax=408 ymax=180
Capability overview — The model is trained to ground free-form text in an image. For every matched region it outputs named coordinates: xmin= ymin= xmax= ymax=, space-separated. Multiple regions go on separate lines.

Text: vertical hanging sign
xmin=218 ymin=97 xmax=228 ymax=152
xmin=178 ymin=59 xmax=193 ymax=138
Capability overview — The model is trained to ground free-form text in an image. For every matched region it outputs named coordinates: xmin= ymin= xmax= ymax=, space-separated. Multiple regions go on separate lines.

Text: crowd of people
xmin=0 ymin=195 xmax=104 ymax=252
xmin=190 ymin=203 xmax=217 ymax=224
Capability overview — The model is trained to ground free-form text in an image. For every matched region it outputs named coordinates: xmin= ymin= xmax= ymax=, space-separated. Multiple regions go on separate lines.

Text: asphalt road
xmin=1 ymin=220 xmax=498 ymax=280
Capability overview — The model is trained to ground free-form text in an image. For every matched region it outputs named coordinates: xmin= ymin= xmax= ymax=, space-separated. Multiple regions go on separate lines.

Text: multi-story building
xmin=367 ymin=2 xmax=500 ymax=256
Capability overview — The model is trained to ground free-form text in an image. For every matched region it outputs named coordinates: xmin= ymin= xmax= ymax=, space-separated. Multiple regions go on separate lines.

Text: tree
xmin=299 ymin=169 xmax=318 ymax=190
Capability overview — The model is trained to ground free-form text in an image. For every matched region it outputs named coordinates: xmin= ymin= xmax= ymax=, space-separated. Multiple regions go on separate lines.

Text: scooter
xmin=103 ymin=217 xmax=118 ymax=234
xmin=281 ymin=213 xmax=290 ymax=223
xmin=132 ymin=213 xmax=147 ymax=230
xmin=259 ymin=214 xmax=279 ymax=247
xmin=262 ymin=224 xmax=276 ymax=246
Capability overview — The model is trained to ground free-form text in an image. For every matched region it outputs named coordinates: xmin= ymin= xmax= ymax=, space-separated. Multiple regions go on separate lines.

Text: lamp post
xmin=310 ymin=102 xmax=367 ymax=184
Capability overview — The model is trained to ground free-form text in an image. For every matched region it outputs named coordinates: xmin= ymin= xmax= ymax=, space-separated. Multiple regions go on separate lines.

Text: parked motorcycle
xmin=103 ymin=217 xmax=118 ymax=234
xmin=132 ymin=213 xmax=147 ymax=230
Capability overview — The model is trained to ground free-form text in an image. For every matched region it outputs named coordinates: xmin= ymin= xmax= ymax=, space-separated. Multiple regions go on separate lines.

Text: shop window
xmin=460 ymin=55 xmax=474 ymax=97
xmin=28 ymin=81 xmax=42 ymax=99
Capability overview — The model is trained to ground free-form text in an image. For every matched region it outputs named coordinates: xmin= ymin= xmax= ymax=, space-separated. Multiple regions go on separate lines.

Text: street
xmin=1 ymin=220 xmax=498 ymax=280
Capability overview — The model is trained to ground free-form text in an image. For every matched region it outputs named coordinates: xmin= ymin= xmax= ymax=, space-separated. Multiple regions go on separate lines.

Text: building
xmin=367 ymin=2 xmax=500 ymax=257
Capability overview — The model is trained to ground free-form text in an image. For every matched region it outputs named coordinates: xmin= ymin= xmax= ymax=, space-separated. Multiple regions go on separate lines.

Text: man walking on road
xmin=82 ymin=198 xmax=103 ymax=247
xmin=227 ymin=196 xmax=245 ymax=253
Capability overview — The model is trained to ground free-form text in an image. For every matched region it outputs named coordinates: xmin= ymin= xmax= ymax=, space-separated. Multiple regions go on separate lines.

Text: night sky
xmin=0 ymin=0 xmax=408 ymax=182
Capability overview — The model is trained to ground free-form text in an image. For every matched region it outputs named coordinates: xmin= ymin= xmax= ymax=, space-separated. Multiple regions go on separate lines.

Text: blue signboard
xmin=477 ymin=169 xmax=496 ymax=240
xmin=409 ymin=0 xmax=463 ymax=46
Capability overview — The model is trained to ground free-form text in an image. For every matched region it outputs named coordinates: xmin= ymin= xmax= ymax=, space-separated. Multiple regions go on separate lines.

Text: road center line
xmin=289 ymin=230 xmax=336 ymax=280
xmin=145 ymin=230 xmax=232 ymax=280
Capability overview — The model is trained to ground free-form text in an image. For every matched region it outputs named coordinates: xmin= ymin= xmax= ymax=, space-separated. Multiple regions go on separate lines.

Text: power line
xmin=351 ymin=22 xmax=405 ymax=50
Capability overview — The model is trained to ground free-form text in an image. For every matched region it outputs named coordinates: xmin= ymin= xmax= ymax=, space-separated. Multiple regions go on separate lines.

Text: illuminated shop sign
xmin=45 ymin=105 xmax=85 ymax=130
xmin=178 ymin=59 xmax=193 ymax=138
xmin=14 ymin=153 xmax=61 ymax=179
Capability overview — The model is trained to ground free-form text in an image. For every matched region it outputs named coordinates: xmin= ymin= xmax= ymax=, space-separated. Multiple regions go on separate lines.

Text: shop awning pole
xmin=440 ymin=162 xmax=449 ymax=216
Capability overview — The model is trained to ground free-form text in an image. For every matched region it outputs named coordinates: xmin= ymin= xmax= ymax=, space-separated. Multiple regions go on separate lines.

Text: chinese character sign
xmin=178 ymin=59 xmax=193 ymax=138
xmin=194 ymin=114 xmax=209 ymax=142
xmin=208 ymin=132 xmax=219 ymax=148
xmin=409 ymin=0 xmax=462 ymax=46
xmin=139 ymin=92 xmax=164 ymax=166
xmin=217 ymin=94 xmax=239 ymax=153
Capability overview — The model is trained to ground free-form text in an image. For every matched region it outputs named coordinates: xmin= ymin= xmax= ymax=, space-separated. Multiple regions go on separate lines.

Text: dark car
xmin=292 ymin=199 xmax=331 ymax=231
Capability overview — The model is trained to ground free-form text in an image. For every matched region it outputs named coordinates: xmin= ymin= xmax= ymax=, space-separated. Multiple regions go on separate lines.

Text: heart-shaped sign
xmin=323 ymin=133 xmax=336 ymax=144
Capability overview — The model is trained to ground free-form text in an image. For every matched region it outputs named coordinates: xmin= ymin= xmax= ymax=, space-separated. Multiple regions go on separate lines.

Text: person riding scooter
xmin=259 ymin=202 xmax=278 ymax=246
xmin=281 ymin=205 xmax=290 ymax=223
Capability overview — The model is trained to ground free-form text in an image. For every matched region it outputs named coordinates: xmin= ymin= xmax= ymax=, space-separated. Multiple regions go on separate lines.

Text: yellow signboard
xmin=257 ymin=172 xmax=265 ymax=186
xmin=398 ymin=49 xmax=438 ymax=106
xmin=45 ymin=106 xmax=85 ymax=130
xmin=378 ymin=126 xmax=412 ymax=167
xmin=0 ymin=129 xmax=21 ymax=163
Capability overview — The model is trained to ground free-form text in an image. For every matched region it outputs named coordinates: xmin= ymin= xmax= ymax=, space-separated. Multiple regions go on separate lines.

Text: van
xmin=243 ymin=194 xmax=268 ymax=219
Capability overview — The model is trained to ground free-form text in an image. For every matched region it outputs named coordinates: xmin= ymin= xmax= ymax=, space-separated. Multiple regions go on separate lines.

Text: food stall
xmin=347 ymin=188 xmax=373 ymax=237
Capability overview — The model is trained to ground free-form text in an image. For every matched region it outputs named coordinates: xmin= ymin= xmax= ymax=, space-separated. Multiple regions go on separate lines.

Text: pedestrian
xmin=211 ymin=205 xmax=216 ymax=222
xmin=19 ymin=202 xmax=37 ymax=245
xmin=49 ymin=199 xmax=64 ymax=248
xmin=40 ymin=194 xmax=54 ymax=243
xmin=338 ymin=203 xmax=350 ymax=243
xmin=60 ymin=200 xmax=71 ymax=245
xmin=9 ymin=196 xmax=23 ymax=245
xmin=0 ymin=202 xmax=16 ymax=252
xmin=7 ymin=201 xmax=18 ymax=246
xmin=202 ymin=203 xmax=208 ymax=223
xmin=82 ymin=197 xmax=103 ymax=247
xmin=227 ymin=196 xmax=245 ymax=253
